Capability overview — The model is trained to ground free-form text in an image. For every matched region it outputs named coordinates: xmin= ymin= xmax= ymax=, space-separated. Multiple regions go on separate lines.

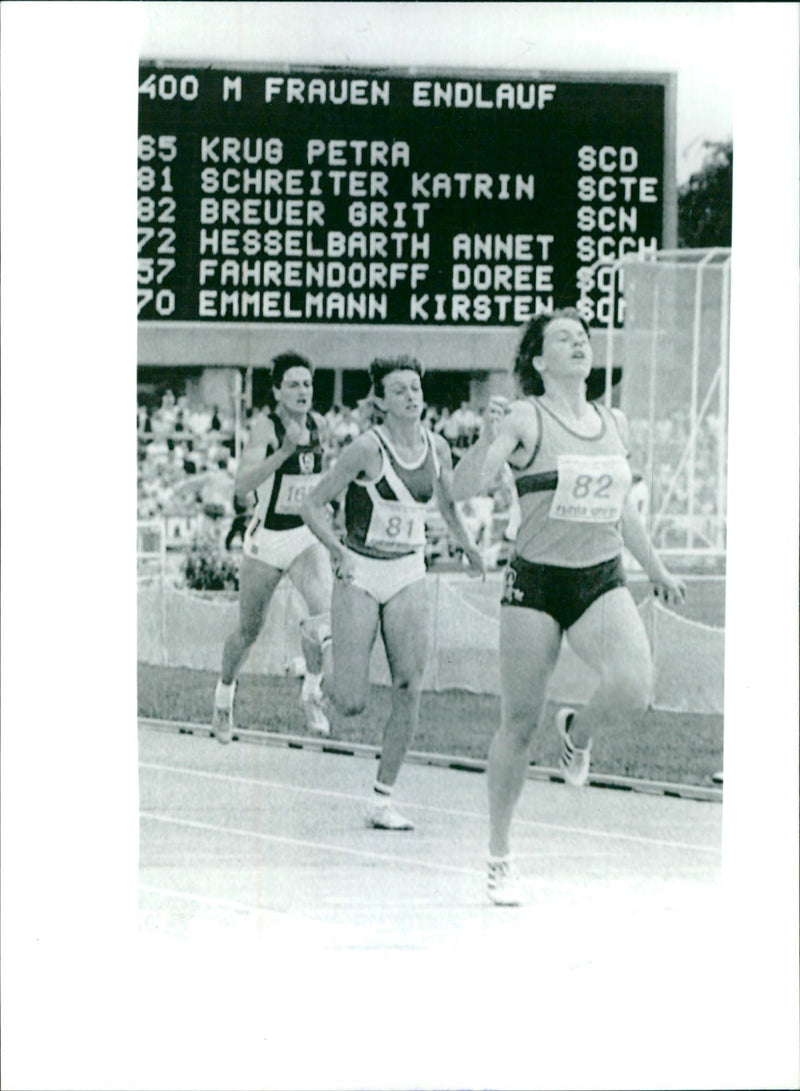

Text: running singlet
xmin=512 ymin=398 xmax=632 ymax=568
xmin=251 ymin=412 xmax=323 ymax=532
xmin=344 ymin=425 xmax=439 ymax=559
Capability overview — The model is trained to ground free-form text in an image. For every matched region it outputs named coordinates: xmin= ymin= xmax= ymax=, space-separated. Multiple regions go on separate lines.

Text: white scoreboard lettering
xmin=138 ymin=65 xmax=672 ymax=326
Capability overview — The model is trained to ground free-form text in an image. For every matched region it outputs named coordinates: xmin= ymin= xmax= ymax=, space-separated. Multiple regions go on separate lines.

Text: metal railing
xmin=583 ymin=248 xmax=731 ymax=560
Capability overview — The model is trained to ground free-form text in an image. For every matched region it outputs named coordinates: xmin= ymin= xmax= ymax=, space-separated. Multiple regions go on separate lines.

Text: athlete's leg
xmin=375 ymin=578 xmax=431 ymax=788
xmin=213 ymin=554 xmax=284 ymax=742
xmin=288 ymin=540 xmax=333 ymax=615
xmin=488 ymin=607 xmax=562 ymax=857
xmin=564 ymin=587 xmax=653 ymax=749
xmin=328 ymin=578 xmax=380 ymax=716
xmin=287 ymin=541 xmax=335 ymax=732
xmin=288 ymin=541 xmax=334 ymax=675
xmin=220 ymin=553 xmax=283 ymax=683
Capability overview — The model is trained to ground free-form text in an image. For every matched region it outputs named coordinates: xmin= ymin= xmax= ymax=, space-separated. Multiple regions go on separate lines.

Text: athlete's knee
xmin=300 ymin=613 xmax=332 ymax=648
xmin=391 ymin=673 xmax=424 ymax=700
xmin=500 ymin=703 xmax=539 ymax=748
xmin=334 ymin=691 xmax=367 ymax=717
xmin=608 ymin=663 xmax=652 ymax=718
xmin=237 ymin=617 xmax=263 ymax=647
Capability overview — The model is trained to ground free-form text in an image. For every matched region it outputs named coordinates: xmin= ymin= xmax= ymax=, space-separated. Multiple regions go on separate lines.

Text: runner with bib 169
xmin=211 ymin=353 xmax=332 ymax=742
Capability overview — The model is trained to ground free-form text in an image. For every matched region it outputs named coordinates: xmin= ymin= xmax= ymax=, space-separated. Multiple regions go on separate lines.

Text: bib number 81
xmin=385 ymin=515 xmax=416 ymax=539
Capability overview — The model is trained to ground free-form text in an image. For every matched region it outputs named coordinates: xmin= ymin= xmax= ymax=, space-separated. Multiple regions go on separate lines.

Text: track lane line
xmin=140 ymin=811 xmax=485 ymax=876
xmin=139 ymin=760 xmax=721 ymax=855
xmin=139 ymin=882 xmax=302 ymax=923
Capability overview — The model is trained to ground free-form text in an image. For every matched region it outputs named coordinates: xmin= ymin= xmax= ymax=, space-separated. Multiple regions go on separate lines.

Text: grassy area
xmin=138 ymin=663 xmax=723 ymax=787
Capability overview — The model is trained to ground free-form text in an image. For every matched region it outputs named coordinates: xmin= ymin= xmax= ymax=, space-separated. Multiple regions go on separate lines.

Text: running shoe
xmin=556 ymin=706 xmax=591 ymax=787
xmin=365 ymin=801 xmax=415 ymax=830
xmin=487 ymin=857 xmax=523 ymax=906
xmin=300 ymin=675 xmax=330 ymax=735
xmin=212 ymin=681 xmax=236 ymax=745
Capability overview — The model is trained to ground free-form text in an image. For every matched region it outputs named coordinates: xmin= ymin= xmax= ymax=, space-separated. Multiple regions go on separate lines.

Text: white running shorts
xmin=347 ymin=549 xmax=427 ymax=605
xmin=243 ymin=522 xmax=319 ymax=572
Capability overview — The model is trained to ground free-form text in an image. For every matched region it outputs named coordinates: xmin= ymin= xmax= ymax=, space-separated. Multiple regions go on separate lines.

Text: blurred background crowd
xmin=138 ymin=381 xmax=724 ymax=572
xmin=137 ymin=385 xmax=514 ymax=569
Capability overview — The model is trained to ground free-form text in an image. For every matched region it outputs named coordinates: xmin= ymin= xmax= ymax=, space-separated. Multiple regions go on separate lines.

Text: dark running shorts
xmin=500 ymin=554 xmax=627 ymax=630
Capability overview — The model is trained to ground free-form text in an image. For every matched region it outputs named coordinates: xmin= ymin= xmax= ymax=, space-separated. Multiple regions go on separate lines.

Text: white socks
xmin=215 ymin=679 xmax=235 ymax=708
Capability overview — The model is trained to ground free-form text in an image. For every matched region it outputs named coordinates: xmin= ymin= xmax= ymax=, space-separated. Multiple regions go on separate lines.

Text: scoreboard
xmin=137 ymin=63 xmax=675 ymax=364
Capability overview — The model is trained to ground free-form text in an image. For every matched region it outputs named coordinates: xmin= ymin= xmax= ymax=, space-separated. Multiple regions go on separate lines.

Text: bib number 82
xmin=572 ymin=473 xmax=612 ymax=499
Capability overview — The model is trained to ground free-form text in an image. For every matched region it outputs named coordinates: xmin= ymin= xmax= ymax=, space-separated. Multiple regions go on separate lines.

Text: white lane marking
xmin=140 ymin=811 xmax=484 ymax=876
xmin=139 ymin=883 xmax=296 ymax=923
xmin=140 ymin=761 xmax=721 ymax=855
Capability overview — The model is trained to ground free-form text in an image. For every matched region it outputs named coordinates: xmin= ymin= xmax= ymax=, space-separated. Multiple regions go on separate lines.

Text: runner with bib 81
xmin=301 ymin=355 xmax=485 ymax=831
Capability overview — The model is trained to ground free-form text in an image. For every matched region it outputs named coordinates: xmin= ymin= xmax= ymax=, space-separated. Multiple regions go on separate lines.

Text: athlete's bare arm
xmin=621 ymin=498 xmax=687 ymax=605
xmin=612 ymin=407 xmax=687 ymax=605
xmin=300 ymin=432 xmax=380 ymax=567
xmin=234 ymin=414 xmax=306 ymax=498
xmin=480 ymin=401 xmax=539 ymax=492
xmin=451 ymin=399 xmax=539 ymax=501
xmin=431 ymin=434 xmax=486 ymax=578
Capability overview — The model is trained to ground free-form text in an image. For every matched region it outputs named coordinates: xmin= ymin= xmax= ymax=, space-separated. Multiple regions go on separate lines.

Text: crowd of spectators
xmin=626 ymin=410 xmax=725 ymax=549
xmin=138 ymin=388 xmax=513 ymax=564
xmin=137 ymin=390 xmax=238 ymax=528
xmin=138 ymin=387 xmax=725 ymax=562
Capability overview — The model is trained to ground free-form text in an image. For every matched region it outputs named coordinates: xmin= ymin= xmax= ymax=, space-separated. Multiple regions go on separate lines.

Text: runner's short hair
xmin=514 ymin=308 xmax=590 ymax=396
xmin=369 ymin=355 xmax=424 ymax=398
xmin=271 ymin=352 xmax=314 ymax=389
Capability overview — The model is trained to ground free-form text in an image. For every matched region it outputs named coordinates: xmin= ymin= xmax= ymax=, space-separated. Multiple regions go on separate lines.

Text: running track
xmin=134 ymin=726 xmax=790 ymax=1091
xmin=139 ymin=723 xmax=722 ymax=951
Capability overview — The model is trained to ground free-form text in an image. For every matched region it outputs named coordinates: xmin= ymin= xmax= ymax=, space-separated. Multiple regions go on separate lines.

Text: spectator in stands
xmin=354 ymin=394 xmax=380 ymax=431
xmin=422 ymin=404 xmax=441 ymax=431
xmin=433 ymin=406 xmax=450 ymax=437
xmin=189 ymin=405 xmax=213 ymax=436
xmin=441 ymin=405 xmax=462 ymax=447
xmin=324 ymin=403 xmax=342 ymax=429
xmin=157 ymin=389 xmax=178 ymax=429
xmin=332 ymin=405 xmax=361 ymax=447
xmin=447 ymin=401 xmax=481 ymax=448
xmin=453 ymin=308 xmax=686 ymax=906
xmin=225 ymin=493 xmax=253 ymax=551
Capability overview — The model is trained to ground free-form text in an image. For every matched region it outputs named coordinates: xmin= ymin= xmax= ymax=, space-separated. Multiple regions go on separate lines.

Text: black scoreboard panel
xmin=138 ymin=64 xmax=673 ymax=332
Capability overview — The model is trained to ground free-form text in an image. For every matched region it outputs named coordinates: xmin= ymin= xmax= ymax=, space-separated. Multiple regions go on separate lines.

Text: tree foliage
xmin=678 ymin=140 xmax=733 ymax=248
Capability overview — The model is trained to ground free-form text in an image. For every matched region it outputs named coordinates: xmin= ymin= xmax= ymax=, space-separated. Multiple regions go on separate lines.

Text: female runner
xmin=212 ymin=353 xmax=331 ymax=740
xmin=453 ymin=309 xmax=686 ymax=904
xmin=302 ymin=356 xmax=485 ymax=829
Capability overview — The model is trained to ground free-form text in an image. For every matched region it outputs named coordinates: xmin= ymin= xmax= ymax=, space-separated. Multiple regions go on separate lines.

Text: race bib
xmin=549 ymin=455 xmax=631 ymax=523
xmin=274 ymin=473 xmax=321 ymax=515
xmin=365 ymin=499 xmax=427 ymax=550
